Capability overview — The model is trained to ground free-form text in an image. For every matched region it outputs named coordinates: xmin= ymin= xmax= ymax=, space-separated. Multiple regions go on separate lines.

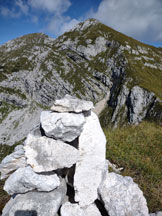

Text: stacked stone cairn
xmin=0 ymin=95 xmax=149 ymax=216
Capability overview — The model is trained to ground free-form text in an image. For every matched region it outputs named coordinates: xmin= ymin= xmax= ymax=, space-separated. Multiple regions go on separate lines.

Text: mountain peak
xmin=68 ymin=18 xmax=100 ymax=32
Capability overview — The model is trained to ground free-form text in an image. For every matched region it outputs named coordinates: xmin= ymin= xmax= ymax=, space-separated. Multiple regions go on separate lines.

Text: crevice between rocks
xmin=95 ymin=199 xmax=109 ymax=216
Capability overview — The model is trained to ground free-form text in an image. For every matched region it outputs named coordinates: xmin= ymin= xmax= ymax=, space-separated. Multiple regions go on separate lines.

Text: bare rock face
xmin=74 ymin=111 xmax=107 ymax=207
xmin=40 ymin=111 xmax=85 ymax=142
xmin=4 ymin=166 xmax=60 ymax=195
xmin=24 ymin=134 xmax=79 ymax=172
xmin=0 ymin=145 xmax=26 ymax=180
xmin=128 ymin=86 xmax=155 ymax=124
xmin=99 ymin=172 xmax=149 ymax=216
xmin=2 ymin=178 xmax=67 ymax=216
xmin=51 ymin=94 xmax=94 ymax=113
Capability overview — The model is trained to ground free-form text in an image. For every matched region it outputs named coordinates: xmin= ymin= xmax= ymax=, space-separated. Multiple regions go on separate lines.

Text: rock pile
xmin=0 ymin=95 xmax=149 ymax=216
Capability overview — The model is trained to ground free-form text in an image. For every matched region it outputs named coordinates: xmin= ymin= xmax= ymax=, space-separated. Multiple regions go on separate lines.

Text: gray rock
xmin=74 ymin=111 xmax=107 ymax=207
xmin=99 ymin=172 xmax=149 ymax=216
xmin=150 ymin=212 xmax=162 ymax=216
xmin=60 ymin=202 xmax=85 ymax=216
xmin=51 ymin=94 xmax=94 ymax=113
xmin=4 ymin=166 xmax=60 ymax=195
xmin=83 ymin=203 xmax=102 ymax=216
xmin=60 ymin=202 xmax=102 ymax=216
xmin=40 ymin=111 xmax=85 ymax=142
xmin=24 ymin=134 xmax=79 ymax=172
xmin=128 ymin=86 xmax=155 ymax=124
xmin=2 ymin=178 xmax=67 ymax=216
xmin=0 ymin=145 xmax=26 ymax=179
xmin=111 ymin=85 xmax=129 ymax=127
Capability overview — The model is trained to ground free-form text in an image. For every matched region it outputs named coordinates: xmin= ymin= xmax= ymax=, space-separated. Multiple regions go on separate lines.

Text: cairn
xmin=0 ymin=95 xmax=149 ymax=216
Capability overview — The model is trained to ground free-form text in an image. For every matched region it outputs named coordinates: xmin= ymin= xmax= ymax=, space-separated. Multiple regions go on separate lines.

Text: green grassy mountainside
xmin=0 ymin=19 xmax=162 ymax=213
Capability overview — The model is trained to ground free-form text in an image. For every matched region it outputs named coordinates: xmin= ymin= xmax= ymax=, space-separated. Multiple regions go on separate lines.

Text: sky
xmin=0 ymin=0 xmax=162 ymax=47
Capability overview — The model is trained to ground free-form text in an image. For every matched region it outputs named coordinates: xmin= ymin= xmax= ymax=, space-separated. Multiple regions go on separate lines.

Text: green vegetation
xmin=62 ymin=20 xmax=162 ymax=101
xmin=103 ymin=121 xmax=162 ymax=212
xmin=0 ymin=86 xmax=26 ymax=100
xmin=126 ymin=56 xmax=162 ymax=100
xmin=0 ymin=102 xmax=21 ymax=124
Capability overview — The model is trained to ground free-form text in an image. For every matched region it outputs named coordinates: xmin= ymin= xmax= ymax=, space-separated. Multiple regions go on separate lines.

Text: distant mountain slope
xmin=0 ymin=18 xmax=162 ymax=145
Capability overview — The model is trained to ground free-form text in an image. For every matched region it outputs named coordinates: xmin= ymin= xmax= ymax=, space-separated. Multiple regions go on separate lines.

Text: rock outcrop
xmin=127 ymin=86 xmax=155 ymax=124
xmin=0 ymin=96 xmax=150 ymax=216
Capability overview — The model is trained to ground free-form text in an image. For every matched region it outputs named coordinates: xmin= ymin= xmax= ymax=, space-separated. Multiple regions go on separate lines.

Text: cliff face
xmin=0 ymin=18 xmax=162 ymax=145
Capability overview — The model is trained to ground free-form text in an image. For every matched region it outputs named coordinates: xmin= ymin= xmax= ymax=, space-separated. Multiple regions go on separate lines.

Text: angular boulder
xmin=60 ymin=202 xmax=85 ymax=216
xmin=99 ymin=172 xmax=149 ymax=216
xmin=24 ymin=134 xmax=79 ymax=172
xmin=0 ymin=145 xmax=26 ymax=179
xmin=2 ymin=179 xmax=67 ymax=216
xmin=40 ymin=111 xmax=85 ymax=142
xmin=4 ymin=166 xmax=60 ymax=195
xmin=74 ymin=111 xmax=106 ymax=207
xmin=51 ymin=94 xmax=94 ymax=113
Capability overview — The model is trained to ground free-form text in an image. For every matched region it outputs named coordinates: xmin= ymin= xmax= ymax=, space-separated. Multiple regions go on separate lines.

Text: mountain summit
xmin=0 ymin=18 xmax=162 ymax=145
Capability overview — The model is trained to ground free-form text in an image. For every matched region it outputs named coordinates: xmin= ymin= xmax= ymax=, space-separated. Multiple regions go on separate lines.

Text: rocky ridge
xmin=0 ymin=18 xmax=162 ymax=145
xmin=0 ymin=95 xmax=151 ymax=216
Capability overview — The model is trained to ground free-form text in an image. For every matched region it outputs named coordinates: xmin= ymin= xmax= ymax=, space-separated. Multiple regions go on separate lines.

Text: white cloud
xmin=0 ymin=7 xmax=21 ymax=18
xmin=0 ymin=0 xmax=28 ymax=18
xmin=88 ymin=0 xmax=162 ymax=43
xmin=28 ymin=0 xmax=71 ymax=14
xmin=47 ymin=15 xmax=79 ymax=36
xmin=16 ymin=0 xmax=29 ymax=15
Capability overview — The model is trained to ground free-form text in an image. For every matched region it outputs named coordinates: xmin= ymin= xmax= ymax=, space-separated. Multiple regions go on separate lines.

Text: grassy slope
xmin=62 ymin=20 xmax=162 ymax=100
xmin=102 ymin=121 xmax=162 ymax=212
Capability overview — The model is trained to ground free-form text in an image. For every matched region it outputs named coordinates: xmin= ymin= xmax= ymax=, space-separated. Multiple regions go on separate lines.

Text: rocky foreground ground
xmin=0 ymin=95 xmax=161 ymax=216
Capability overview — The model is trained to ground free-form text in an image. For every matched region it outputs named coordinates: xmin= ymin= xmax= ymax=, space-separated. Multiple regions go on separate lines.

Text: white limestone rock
xmin=4 ymin=166 xmax=60 ymax=195
xmin=2 ymin=178 xmax=67 ymax=216
xmin=60 ymin=202 xmax=85 ymax=216
xmin=0 ymin=145 xmax=26 ymax=179
xmin=24 ymin=134 xmax=79 ymax=172
xmin=51 ymin=94 xmax=94 ymax=113
xmin=74 ymin=111 xmax=107 ymax=207
xmin=60 ymin=202 xmax=102 ymax=216
xmin=83 ymin=203 xmax=102 ymax=216
xmin=40 ymin=110 xmax=85 ymax=142
xmin=128 ymin=86 xmax=155 ymax=124
xmin=99 ymin=172 xmax=149 ymax=216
